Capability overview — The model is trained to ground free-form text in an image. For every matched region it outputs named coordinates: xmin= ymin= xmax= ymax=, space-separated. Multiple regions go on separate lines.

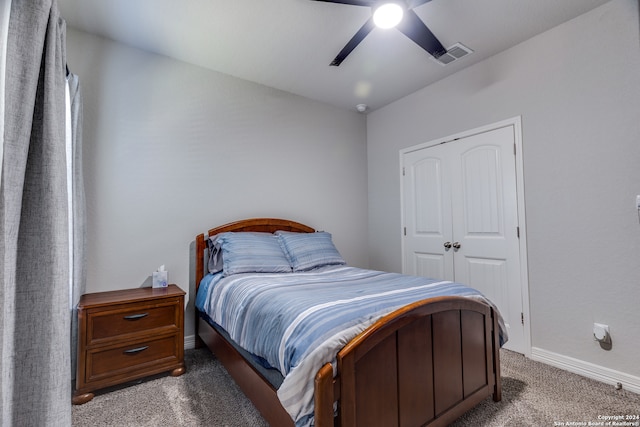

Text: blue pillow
xmin=212 ymin=232 xmax=292 ymax=276
xmin=275 ymin=231 xmax=346 ymax=272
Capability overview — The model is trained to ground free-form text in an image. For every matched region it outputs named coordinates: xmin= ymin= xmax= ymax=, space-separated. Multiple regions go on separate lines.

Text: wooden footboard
xmin=314 ymin=296 xmax=501 ymax=427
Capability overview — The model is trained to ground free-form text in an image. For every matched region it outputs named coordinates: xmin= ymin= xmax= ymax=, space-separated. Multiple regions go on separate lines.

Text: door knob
xmin=443 ymin=241 xmax=452 ymax=250
xmin=452 ymin=242 xmax=461 ymax=250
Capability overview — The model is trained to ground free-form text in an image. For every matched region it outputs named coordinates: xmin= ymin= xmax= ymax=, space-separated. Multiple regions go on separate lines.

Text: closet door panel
xmin=450 ymin=126 xmax=523 ymax=352
xmin=402 ymin=147 xmax=453 ymax=281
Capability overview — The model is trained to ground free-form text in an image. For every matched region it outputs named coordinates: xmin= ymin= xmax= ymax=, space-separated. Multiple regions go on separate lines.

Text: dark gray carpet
xmin=73 ymin=348 xmax=268 ymax=426
xmin=73 ymin=348 xmax=640 ymax=426
xmin=451 ymin=351 xmax=639 ymax=426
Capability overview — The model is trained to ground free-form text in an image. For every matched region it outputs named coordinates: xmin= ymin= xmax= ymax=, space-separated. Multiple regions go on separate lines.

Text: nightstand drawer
xmin=87 ymin=335 xmax=179 ymax=380
xmin=88 ymin=301 xmax=179 ymax=344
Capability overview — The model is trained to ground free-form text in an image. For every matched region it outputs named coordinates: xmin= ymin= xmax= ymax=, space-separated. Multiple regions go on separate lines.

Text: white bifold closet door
xmin=402 ymin=125 xmax=524 ymax=353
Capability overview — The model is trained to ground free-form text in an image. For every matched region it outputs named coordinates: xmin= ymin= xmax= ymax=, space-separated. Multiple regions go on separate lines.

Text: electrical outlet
xmin=593 ymin=323 xmax=610 ymax=341
xmin=593 ymin=323 xmax=612 ymax=350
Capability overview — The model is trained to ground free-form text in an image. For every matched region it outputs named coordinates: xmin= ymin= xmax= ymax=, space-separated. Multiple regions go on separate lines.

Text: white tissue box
xmin=152 ymin=270 xmax=168 ymax=288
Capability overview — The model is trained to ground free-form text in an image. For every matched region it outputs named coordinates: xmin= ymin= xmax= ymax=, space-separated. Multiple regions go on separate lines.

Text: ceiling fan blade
xmin=330 ymin=17 xmax=375 ymax=66
xmin=396 ymin=9 xmax=446 ymax=59
xmin=405 ymin=0 xmax=433 ymax=9
xmin=310 ymin=0 xmax=375 ymax=6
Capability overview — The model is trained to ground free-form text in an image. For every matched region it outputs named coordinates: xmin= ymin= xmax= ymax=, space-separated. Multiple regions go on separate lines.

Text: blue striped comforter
xmin=197 ymin=265 xmax=506 ymax=427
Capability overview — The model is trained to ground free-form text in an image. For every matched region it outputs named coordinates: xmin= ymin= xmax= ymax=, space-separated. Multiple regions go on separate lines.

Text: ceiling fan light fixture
xmin=373 ymin=3 xmax=404 ymax=29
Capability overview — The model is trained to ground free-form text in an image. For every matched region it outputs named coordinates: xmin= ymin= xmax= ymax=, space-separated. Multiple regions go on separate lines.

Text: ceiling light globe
xmin=373 ymin=3 xmax=404 ymax=29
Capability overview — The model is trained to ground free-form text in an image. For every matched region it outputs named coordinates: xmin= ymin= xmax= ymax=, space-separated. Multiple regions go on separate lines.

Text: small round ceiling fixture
xmin=356 ymin=104 xmax=368 ymax=113
xmin=373 ymin=3 xmax=404 ymax=29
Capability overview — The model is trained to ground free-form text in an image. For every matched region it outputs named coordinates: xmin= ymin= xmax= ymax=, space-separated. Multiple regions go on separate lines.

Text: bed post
xmin=195 ymin=233 xmax=206 ymax=348
xmin=196 ymin=233 xmax=206 ymax=284
xmin=492 ymin=307 xmax=502 ymax=402
xmin=314 ymin=363 xmax=336 ymax=427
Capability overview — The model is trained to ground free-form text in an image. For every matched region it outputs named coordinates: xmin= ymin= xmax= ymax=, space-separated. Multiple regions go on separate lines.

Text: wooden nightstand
xmin=73 ymin=285 xmax=186 ymax=404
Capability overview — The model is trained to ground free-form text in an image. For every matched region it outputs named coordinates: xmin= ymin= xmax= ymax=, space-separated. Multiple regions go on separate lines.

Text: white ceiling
xmin=57 ymin=0 xmax=611 ymax=112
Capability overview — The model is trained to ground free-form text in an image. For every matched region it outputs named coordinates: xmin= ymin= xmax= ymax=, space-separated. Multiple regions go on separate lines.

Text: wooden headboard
xmin=195 ymin=218 xmax=315 ymax=290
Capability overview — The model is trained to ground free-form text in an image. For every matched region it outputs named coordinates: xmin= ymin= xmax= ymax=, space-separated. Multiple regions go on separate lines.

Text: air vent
xmin=432 ymin=43 xmax=473 ymax=66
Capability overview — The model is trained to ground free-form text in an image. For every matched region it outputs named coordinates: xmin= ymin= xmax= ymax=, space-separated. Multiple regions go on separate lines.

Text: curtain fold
xmin=0 ymin=0 xmax=10 ymax=181
xmin=1 ymin=0 xmax=72 ymax=425
xmin=67 ymin=71 xmax=85 ymax=381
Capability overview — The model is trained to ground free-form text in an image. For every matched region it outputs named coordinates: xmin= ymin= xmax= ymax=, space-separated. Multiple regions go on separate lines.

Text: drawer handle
xmin=123 ymin=346 xmax=149 ymax=355
xmin=123 ymin=313 xmax=148 ymax=320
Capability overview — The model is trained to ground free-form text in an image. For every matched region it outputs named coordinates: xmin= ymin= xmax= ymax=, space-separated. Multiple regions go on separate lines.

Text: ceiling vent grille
xmin=433 ymin=43 xmax=473 ymax=66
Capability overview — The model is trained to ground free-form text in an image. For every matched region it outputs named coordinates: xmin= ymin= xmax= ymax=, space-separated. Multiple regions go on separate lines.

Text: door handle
xmin=443 ymin=242 xmax=452 ymax=250
xmin=452 ymin=242 xmax=461 ymax=250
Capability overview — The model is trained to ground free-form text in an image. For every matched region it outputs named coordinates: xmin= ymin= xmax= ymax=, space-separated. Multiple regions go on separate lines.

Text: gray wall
xmin=367 ymin=0 xmax=640 ymax=377
xmin=66 ymin=29 xmax=368 ymax=338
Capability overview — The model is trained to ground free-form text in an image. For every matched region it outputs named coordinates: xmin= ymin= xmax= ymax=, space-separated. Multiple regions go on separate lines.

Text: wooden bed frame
xmin=195 ymin=218 xmax=502 ymax=427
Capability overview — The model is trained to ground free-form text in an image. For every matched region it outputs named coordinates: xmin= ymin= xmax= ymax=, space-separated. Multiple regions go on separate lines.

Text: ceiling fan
xmin=312 ymin=0 xmax=446 ymax=66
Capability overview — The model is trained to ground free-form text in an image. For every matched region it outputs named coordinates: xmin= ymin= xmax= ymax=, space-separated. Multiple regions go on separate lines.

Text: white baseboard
xmin=530 ymin=347 xmax=640 ymax=394
xmin=184 ymin=334 xmax=196 ymax=350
